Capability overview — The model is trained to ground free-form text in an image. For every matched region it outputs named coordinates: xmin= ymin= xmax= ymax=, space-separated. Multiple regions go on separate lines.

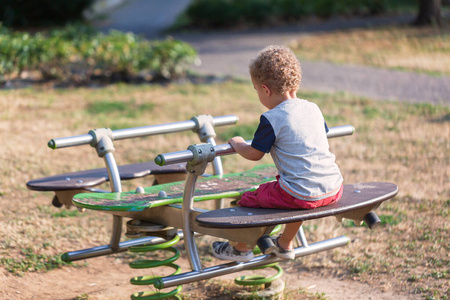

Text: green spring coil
xmin=234 ymin=225 xmax=284 ymax=289
xmin=234 ymin=263 xmax=284 ymax=286
xmin=128 ymin=234 xmax=182 ymax=300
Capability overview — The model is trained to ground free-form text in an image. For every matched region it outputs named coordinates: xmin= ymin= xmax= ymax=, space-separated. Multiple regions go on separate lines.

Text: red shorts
xmin=238 ymin=176 xmax=343 ymax=209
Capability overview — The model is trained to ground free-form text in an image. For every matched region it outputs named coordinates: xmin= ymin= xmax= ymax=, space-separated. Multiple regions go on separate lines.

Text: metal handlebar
xmin=155 ymin=125 xmax=355 ymax=166
xmin=47 ymin=115 xmax=239 ymax=149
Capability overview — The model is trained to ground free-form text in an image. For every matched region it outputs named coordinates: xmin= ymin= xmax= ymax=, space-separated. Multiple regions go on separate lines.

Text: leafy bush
xmin=147 ymin=38 xmax=199 ymax=79
xmin=277 ymin=0 xmax=313 ymax=21
xmin=235 ymin=0 xmax=273 ymax=26
xmin=185 ymin=0 xmax=240 ymax=28
xmin=182 ymin=0 xmax=390 ymax=29
xmin=0 ymin=24 xmax=199 ymax=83
xmin=0 ymin=0 xmax=94 ymax=28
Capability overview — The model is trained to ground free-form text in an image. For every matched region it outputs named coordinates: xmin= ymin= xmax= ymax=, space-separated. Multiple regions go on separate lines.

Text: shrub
xmin=182 ymin=0 xmax=390 ymax=29
xmin=147 ymin=38 xmax=199 ymax=79
xmin=0 ymin=24 xmax=199 ymax=83
xmin=185 ymin=0 xmax=240 ymax=28
xmin=235 ymin=0 xmax=273 ymax=26
xmin=0 ymin=0 xmax=94 ymax=28
xmin=277 ymin=0 xmax=313 ymax=21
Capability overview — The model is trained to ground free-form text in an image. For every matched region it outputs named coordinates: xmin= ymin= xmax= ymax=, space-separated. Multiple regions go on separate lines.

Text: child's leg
xmin=267 ymin=221 xmax=302 ymax=260
xmin=278 ymin=221 xmax=303 ymax=250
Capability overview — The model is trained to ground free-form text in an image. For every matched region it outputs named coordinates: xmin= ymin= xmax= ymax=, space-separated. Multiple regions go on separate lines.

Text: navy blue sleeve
xmin=251 ymin=115 xmax=276 ymax=153
xmin=325 ymin=121 xmax=329 ymax=133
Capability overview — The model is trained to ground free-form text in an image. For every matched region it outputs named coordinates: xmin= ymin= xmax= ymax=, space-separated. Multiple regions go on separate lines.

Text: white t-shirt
xmin=251 ymin=98 xmax=343 ymax=201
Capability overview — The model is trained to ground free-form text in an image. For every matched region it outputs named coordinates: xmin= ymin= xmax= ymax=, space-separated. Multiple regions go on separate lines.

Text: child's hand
xmin=228 ymin=136 xmax=246 ymax=148
xmin=228 ymin=136 xmax=265 ymax=161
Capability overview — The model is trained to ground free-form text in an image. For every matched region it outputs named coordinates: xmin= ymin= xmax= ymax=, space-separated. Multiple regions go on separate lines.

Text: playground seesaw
xmin=26 ymin=115 xmax=238 ymax=262
xmin=70 ymin=124 xmax=398 ymax=299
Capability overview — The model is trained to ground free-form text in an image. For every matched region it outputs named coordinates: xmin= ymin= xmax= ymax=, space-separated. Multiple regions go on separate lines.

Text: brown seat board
xmin=196 ymin=182 xmax=398 ymax=228
xmin=26 ymin=162 xmax=186 ymax=191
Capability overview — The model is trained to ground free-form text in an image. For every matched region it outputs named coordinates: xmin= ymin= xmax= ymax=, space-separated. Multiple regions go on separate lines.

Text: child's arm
xmin=228 ymin=136 xmax=265 ymax=161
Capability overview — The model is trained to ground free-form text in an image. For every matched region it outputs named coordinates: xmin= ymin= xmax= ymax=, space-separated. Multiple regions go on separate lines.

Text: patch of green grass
xmin=362 ymin=106 xmax=380 ymax=119
xmin=51 ymin=209 xmax=81 ymax=218
xmin=85 ymin=98 xmax=156 ymax=129
xmin=88 ymin=100 xmax=129 ymax=114
xmin=312 ymin=292 xmax=329 ymax=300
xmin=406 ymin=102 xmax=450 ymax=117
xmin=322 ymin=113 xmax=346 ymax=124
xmin=351 ymin=261 xmax=371 ymax=275
xmin=378 ymin=214 xmax=403 ymax=226
xmin=291 ymin=24 xmax=450 ymax=75
xmin=87 ymin=99 xmax=155 ymax=117
xmin=302 ymin=224 xmax=319 ymax=232
xmin=0 ymin=248 xmax=71 ymax=277
xmin=430 ymin=270 xmax=447 ymax=279
xmin=426 ymin=258 xmax=448 ymax=268
xmin=217 ymin=123 xmax=259 ymax=140
xmin=342 ymin=213 xmax=402 ymax=228
xmin=37 ymin=205 xmax=80 ymax=218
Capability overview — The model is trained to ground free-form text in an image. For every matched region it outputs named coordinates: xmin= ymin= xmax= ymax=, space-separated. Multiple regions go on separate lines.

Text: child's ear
xmin=262 ymin=84 xmax=271 ymax=96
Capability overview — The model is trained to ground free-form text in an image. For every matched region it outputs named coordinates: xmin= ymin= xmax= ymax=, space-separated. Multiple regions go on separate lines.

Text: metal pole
xmin=48 ymin=115 xmax=238 ymax=149
xmin=155 ymin=125 xmax=355 ymax=166
xmin=182 ymin=173 xmax=203 ymax=272
xmin=62 ymin=236 xmax=164 ymax=261
xmin=207 ymin=137 xmax=223 ymax=177
xmin=156 ymin=236 xmax=350 ymax=289
xmin=103 ymin=152 xmax=123 ymax=250
xmin=63 ymin=230 xmax=191 ymax=262
xmin=206 ymin=137 xmax=225 ymax=209
xmin=327 ymin=125 xmax=355 ymax=139
xmin=296 ymin=226 xmax=309 ymax=248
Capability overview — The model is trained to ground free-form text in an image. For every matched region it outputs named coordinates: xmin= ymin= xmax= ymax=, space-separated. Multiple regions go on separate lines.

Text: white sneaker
xmin=270 ymin=235 xmax=295 ymax=260
xmin=211 ymin=241 xmax=254 ymax=262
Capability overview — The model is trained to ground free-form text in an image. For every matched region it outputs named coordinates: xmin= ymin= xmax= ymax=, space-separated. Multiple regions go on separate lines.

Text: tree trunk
xmin=414 ymin=0 xmax=442 ymax=26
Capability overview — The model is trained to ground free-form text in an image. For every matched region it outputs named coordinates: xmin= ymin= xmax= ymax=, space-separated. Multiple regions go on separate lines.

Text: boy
xmin=212 ymin=45 xmax=343 ymax=262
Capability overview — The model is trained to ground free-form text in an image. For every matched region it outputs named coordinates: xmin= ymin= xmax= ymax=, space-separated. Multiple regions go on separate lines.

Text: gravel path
xmin=95 ymin=0 xmax=449 ymax=106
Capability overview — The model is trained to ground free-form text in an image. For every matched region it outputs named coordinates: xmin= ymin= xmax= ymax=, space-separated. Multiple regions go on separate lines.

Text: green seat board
xmin=73 ymin=165 xmax=278 ymax=211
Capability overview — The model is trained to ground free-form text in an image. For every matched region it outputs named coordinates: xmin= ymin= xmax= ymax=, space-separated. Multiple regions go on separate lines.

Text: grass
xmin=0 ymin=248 xmax=71 ymax=277
xmin=0 ymin=79 xmax=448 ymax=299
xmin=1 ymin=23 xmax=449 ymax=299
xmin=290 ymin=23 xmax=450 ymax=76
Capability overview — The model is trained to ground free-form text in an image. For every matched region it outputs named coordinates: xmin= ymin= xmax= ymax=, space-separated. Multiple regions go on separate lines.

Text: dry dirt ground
xmin=1 ymin=252 xmax=416 ymax=300
xmin=0 ymin=259 xmax=416 ymax=300
xmin=0 ymin=202 xmax=418 ymax=300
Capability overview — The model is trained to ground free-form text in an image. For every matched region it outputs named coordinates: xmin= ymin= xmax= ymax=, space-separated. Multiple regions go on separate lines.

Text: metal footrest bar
xmin=62 ymin=230 xmax=192 ymax=262
xmin=62 ymin=236 xmax=165 ymax=262
xmin=155 ymin=235 xmax=350 ymax=289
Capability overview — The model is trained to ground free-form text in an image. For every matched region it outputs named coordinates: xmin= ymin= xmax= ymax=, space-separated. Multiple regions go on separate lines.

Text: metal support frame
xmin=64 ymin=124 xmax=354 ymax=266
xmin=87 ymin=128 xmax=124 ymax=251
xmin=182 ymin=144 xmax=216 ymax=271
xmin=295 ymin=226 xmax=309 ymax=248
xmin=149 ymin=125 xmax=356 ymax=281
xmin=52 ymin=115 xmax=237 ymax=262
xmin=155 ymin=236 xmax=350 ymax=289
xmin=192 ymin=115 xmax=225 ymax=209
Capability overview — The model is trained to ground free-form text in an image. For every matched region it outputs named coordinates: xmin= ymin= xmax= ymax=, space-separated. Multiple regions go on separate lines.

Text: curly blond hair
xmin=249 ymin=45 xmax=302 ymax=95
